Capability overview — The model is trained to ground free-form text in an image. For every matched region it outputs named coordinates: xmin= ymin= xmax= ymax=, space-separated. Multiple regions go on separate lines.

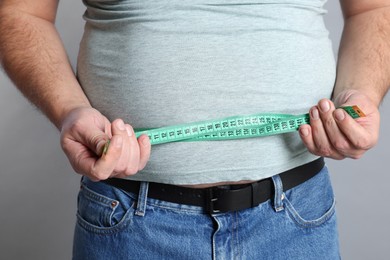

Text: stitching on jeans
xmin=234 ymin=211 xmax=240 ymax=260
xmin=81 ymin=182 xmax=117 ymax=207
xmin=212 ymin=217 xmax=221 ymax=260
xmin=146 ymin=203 xmax=206 ymax=215
xmin=284 ymin=197 xmax=336 ymax=228
xmin=76 ymin=185 xmax=136 ymax=234
xmin=230 ymin=214 xmax=234 ymax=259
xmin=76 ymin=205 xmax=134 ymax=235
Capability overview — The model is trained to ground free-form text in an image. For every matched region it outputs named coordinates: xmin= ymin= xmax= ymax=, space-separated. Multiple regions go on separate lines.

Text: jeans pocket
xmin=76 ymin=179 xmax=135 ymax=234
xmin=282 ymin=166 xmax=336 ymax=228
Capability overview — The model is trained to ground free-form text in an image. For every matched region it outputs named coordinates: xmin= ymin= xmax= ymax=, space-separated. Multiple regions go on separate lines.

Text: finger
xmin=137 ymin=134 xmax=151 ymax=171
xmin=88 ymin=135 xmax=124 ymax=181
xmin=110 ymin=119 xmax=133 ymax=174
xmin=318 ymin=99 xmax=342 ymax=139
xmin=61 ymin=138 xmax=97 ymax=175
xmin=309 ymin=106 xmax=344 ymax=159
xmin=299 ymin=123 xmax=345 ymax=160
xmin=61 ymin=129 xmax=118 ymax=179
xmin=299 ymin=124 xmax=317 ymax=153
xmin=310 ymin=106 xmax=332 ymax=156
xmin=123 ymin=124 xmax=141 ymax=175
xmin=95 ymin=137 xmax=110 ymax=157
xmin=72 ymin=133 xmax=123 ymax=181
xmin=63 ymin=123 xmax=109 ymax=157
xmin=317 ymin=99 xmax=353 ymax=155
xmin=333 ymin=108 xmax=376 ymax=157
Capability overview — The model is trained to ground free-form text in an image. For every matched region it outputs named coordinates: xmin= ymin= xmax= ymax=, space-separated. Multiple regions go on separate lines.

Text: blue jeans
xmin=73 ymin=166 xmax=340 ymax=260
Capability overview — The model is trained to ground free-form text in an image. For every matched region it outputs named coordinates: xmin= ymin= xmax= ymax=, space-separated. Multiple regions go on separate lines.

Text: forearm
xmin=334 ymin=6 xmax=390 ymax=106
xmin=0 ymin=8 xmax=90 ymax=129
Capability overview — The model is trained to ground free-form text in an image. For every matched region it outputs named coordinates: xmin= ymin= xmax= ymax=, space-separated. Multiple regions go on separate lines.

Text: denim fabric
xmin=73 ymin=166 xmax=340 ymax=260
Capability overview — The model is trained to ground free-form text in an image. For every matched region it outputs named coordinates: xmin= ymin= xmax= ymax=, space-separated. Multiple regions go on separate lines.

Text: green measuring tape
xmin=131 ymin=106 xmax=365 ymax=146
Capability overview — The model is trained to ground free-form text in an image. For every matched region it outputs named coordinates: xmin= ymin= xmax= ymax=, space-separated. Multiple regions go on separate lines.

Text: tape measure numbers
xmin=133 ymin=106 xmax=365 ymax=146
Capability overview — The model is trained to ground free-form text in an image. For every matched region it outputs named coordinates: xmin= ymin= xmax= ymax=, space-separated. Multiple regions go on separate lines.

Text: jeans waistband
xmin=102 ymin=158 xmax=324 ymax=214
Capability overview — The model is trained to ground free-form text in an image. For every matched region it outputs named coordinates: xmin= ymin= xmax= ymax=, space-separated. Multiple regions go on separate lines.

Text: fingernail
xmin=311 ymin=108 xmax=319 ymax=120
xmin=335 ymin=109 xmax=345 ymax=121
xmin=117 ymin=120 xmax=125 ymax=131
xmin=319 ymin=100 xmax=330 ymax=112
xmin=300 ymin=128 xmax=309 ymax=137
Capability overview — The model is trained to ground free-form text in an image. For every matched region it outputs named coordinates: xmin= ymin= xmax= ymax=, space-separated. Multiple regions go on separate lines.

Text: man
xmin=0 ymin=0 xmax=388 ymax=259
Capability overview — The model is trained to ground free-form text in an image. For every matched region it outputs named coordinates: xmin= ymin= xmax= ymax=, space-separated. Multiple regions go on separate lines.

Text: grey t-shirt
xmin=77 ymin=0 xmax=334 ymax=185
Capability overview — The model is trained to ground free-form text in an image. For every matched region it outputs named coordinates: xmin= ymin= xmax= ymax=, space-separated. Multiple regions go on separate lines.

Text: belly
xmin=76 ymin=0 xmax=335 ymax=184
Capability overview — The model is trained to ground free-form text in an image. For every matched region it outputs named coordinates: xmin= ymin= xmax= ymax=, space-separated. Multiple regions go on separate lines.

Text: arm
xmin=299 ymin=0 xmax=390 ymax=159
xmin=335 ymin=0 xmax=390 ymax=104
xmin=0 ymin=0 xmax=89 ymax=128
xmin=0 ymin=0 xmax=150 ymax=180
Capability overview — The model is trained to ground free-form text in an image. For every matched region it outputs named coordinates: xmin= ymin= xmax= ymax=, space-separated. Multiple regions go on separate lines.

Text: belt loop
xmin=135 ymin=182 xmax=149 ymax=217
xmin=271 ymin=175 xmax=284 ymax=212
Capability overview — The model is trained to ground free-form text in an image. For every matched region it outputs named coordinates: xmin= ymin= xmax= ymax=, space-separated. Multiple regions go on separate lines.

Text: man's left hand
xmin=299 ymin=90 xmax=380 ymax=160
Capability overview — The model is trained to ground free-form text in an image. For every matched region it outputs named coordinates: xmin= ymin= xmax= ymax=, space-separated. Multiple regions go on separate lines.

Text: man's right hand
xmin=60 ymin=107 xmax=151 ymax=181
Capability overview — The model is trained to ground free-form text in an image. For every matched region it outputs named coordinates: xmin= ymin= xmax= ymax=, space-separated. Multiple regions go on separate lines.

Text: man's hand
xmin=299 ymin=90 xmax=380 ymax=160
xmin=307 ymin=0 xmax=390 ymax=161
xmin=60 ymin=107 xmax=151 ymax=181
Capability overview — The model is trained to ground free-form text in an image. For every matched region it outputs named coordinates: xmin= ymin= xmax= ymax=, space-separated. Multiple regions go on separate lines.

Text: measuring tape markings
xmin=133 ymin=106 xmax=365 ymax=145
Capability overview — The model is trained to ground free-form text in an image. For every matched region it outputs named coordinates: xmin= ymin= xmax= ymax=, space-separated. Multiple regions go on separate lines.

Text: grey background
xmin=0 ymin=1 xmax=389 ymax=259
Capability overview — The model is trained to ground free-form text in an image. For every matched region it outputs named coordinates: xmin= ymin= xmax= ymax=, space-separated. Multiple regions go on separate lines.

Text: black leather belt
xmin=102 ymin=158 xmax=324 ymax=214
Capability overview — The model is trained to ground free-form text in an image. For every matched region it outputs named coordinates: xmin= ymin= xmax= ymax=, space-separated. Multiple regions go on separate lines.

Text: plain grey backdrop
xmin=1 ymin=1 xmax=389 ymax=259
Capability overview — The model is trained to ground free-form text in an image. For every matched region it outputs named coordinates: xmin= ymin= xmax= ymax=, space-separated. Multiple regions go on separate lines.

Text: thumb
xmin=95 ymin=136 xmax=110 ymax=157
xmin=85 ymin=132 xmax=110 ymax=157
xmin=65 ymin=124 xmax=110 ymax=157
